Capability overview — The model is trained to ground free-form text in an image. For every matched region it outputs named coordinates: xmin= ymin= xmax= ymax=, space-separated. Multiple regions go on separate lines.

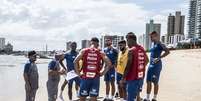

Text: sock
xmin=146 ymin=94 xmax=150 ymax=100
xmin=110 ymin=95 xmax=114 ymax=100
xmin=105 ymin=95 xmax=109 ymax=99
xmin=153 ymin=95 xmax=157 ymax=99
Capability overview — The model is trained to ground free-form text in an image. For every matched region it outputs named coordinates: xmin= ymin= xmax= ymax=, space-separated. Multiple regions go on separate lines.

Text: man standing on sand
xmin=103 ymin=38 xmax=118 ymax=101
xmin=47 ymin=51 xmax=66 ymax=101
xmin=59 ymin=42 xmax=80 ymax=101
xmin=144 ymin=31 xmax=170 ymax=101
xmin=116 ymin=40 xmax=128 ymax=101
xmin=23 ymin=51 xmax=39 ymax=101
xmin=120 ymin=32 xmax=149 ymax=101
xmin=74 ymin=37 xmax=112 ymax=101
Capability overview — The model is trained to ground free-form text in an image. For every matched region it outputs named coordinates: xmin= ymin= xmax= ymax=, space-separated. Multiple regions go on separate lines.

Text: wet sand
xmin=0 ymin=49 xmax=201 ymax=101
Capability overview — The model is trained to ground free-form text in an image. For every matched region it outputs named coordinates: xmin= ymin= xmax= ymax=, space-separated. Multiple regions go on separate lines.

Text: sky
xmin=0 ymin=0 xmax=189 ymax=51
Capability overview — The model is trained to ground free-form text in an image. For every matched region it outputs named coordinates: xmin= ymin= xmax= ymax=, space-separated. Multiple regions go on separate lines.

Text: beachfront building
xmin=188 ymin=0 xmax=201 ymax=39
xmin=81 ymin=40 xmax=90 ymax=49
xmin=138 ymin=34 xmax=146 ymax=48
xmin=100 ymin=34 xmax=124 ymax=50
xmin=167 ymin=11 xmax=185 ymax=47
xmin=145 ymin=20 xmax=161 ymax=50
xmin=0 ymin=37 xmax=5 ymax=50
xmin=66 ymin=41 xmax=72 ymax=51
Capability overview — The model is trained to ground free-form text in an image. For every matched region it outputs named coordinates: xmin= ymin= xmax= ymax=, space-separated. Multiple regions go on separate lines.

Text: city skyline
xmin=0 ymin=0 xmax=189 ymax=50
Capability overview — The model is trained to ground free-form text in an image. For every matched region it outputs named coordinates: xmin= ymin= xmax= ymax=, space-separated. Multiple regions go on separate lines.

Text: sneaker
xmin=151 ymin=99 xmax=157 ymax=101
xmin=59 ymin=93 xmax=64 ymax=101
xmin=115 ymin=92 xmax=119 ymax=98
xmin=103 ymin=98 xmax=108 ymax=101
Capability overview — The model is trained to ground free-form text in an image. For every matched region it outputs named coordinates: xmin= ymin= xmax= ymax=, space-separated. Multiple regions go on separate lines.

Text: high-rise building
xmin=138 ymin=34 xmax=146 ymax=48
xmin=167 ymin=13 xmax=175 ymax=37
xmin=167 ymin=11 xmax=185 ymax=45
xmin=0 ymin=38 xmax=5 ymax=50
xmin=66 ymin=41 xmax=72 ymax=51
xmin=174 ymin=11 xmax=185 ymax=35
xmin=197 ymin=0 xmax=201 ymax=38
xmin=100 ymin=35 xmax=124 ymax=50
xmin=81 ymin=40 xmax=90 ymax=49
xmin=188 ymin=0 xmax=201 ymax=38
xmin=145 ymin=20 xmax=161 ymax=50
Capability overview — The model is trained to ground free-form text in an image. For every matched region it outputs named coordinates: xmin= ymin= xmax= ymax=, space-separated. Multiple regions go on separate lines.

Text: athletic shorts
xmin=126 ymin=79 xmax=143 ymax=101
xmin=146 ymin=62 xmax=162 ymax=84
xmin=68 ymin=77 xmax=80 ymax=87
xmin=79 ymin=77 xmax=100 ymax=97
xmin=116 ymin=73 xmax=123 ymax=84
xmin=104 ymin=68 xmax=115 ymax=82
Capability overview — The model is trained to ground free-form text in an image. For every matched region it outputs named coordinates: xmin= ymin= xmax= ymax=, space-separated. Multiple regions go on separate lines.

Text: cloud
xmin=0 ymin=0 xmax=188 ymax=50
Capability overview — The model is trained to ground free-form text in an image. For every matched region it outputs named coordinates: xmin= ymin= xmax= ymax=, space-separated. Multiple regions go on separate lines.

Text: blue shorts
xmin=146 ymin=63 xmax=162 ymax=84
xmin=68 ymin=77 xmax=80 ymax=88
xmin=79 ymin=77 xmax=100 ymax=97
xmin=104 ymin=68 xmax=115 ymax=82
xmin=127 ymin=79 xmax=143 ymax=101
xmin=116 ymin=73 xmax=123 ymax=84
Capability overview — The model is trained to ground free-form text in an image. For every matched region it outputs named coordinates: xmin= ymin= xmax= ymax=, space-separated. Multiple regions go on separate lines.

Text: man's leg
xmin=152 ymin=69 xmax=161 ymax=101
xmin=79 ymin=78 xmax=89 ymax=101
xmin=75 ymin=77 xmax=81 ymax=97
xmin=59 ymin=80 xmax=67 ymax=100
xmin=127 ymin=80 xmax=140 ymax=101
xmin=89 ymin=77 xmax=100 ymax=101
xmin=80 ymin=96 xmax=87 ymax=101
xmin=30 ymin=89 xmax=37 ymax=101
xmin=144 ymin=67 xmax=153 ymax=101
xmin=110 ymin=77 xmax=115 ymax=100
xmin=68 ymin=83 xmax=73 ymax=100
xmin=105 ymin=81 xmax=110 ymax=99
xmin=90 ymin=97 xmax=97 ymax=101
xmin=104 ymin=72 xmax=110 ymax=100
xmin=153 ymin=83 xmax=159 ymax=100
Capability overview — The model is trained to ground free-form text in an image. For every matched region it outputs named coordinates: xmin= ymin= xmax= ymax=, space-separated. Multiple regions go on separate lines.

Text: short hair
xmin=126 ymin=32 xmax=137 ymax=41
xmin=118 ymin=40 xmax=126 ymax=44
xmin=28 ymin=50 xmax=36 ymax=57
xmin=91 ymin=37 xmax=99 ymax=43
xmin=71 ymin=42 xmax=77 ymax=45
xmin=149 ymin=31 xmax=158 ymax=35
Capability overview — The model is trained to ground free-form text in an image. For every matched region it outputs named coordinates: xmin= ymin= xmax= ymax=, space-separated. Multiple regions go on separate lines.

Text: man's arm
xmin=145 ymin=52 xmax=149 ymax=66
xmin=59 ymin=59 xmax=67 ymax=71
xmin=23 ymin=64 xmax=30 ymax=84
xmin=122 ymin=50 xmax=133 ymax=79
xmin=74 ymin=50 xmax=85 ymax=76
xmin=100 ymin=52 xmax=112 ymax=76
xmin=23 ymin=73 xmax=30 ymax=84
xmin=48 ymin=61 xmax=65 ymax=75
xmin=160 ymin=44 xmax=170 ymax=59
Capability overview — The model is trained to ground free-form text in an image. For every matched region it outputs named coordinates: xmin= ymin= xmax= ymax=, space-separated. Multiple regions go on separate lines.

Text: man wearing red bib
xmin=74 ymin=37 xmax=111 ymax=101
xmin=121 ymin=32 xmax=149 ymax=101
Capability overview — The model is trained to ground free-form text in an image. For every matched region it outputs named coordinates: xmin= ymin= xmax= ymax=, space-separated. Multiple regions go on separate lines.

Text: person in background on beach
xmin=74 ymin=37 xmax=112 ymax=101
xmin=103 ymin=38 xmax=118 ymax=101
xmin=23 ymin=50 xmax=39 ymax=101
xmin=116 ymin=40 xmax=128 ymax=101
xmin=144 ymin=31 xmax=170 ymax=101
xmin=59 ymin=42 xmax=80 ymax=101
xmin=47 ymin=51 xmax=66 ymax=101
xmin=120 ymin=32 xmax=148 ymax=101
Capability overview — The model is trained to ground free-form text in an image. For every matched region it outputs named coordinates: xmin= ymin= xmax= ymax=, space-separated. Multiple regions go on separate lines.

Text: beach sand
xmin=0 ymin=49 xmax=201 ymax=101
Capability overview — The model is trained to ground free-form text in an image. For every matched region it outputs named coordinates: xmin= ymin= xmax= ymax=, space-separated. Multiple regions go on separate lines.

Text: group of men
xmin=23 ymin=31 xmax=170 ymax=101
